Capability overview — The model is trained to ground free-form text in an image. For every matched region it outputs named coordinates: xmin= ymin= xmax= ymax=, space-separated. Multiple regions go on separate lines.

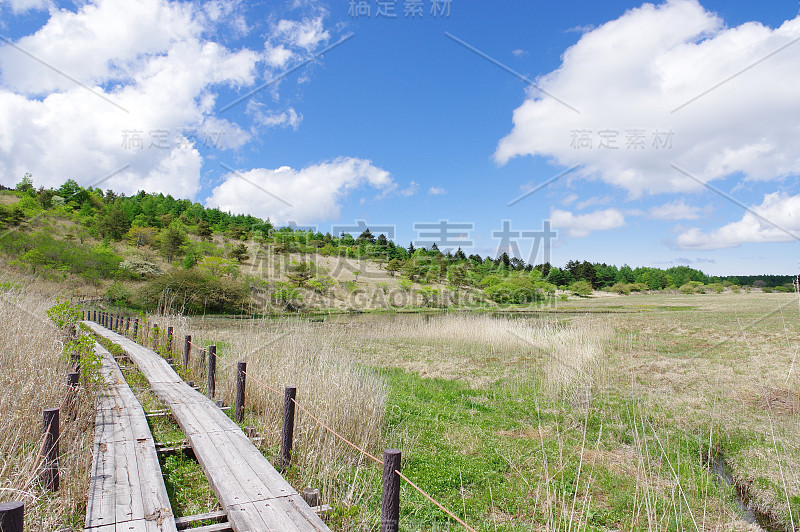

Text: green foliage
xmin=679 ymin=281 xmax=705 ymax=294
xmin=272 ymin=282 xmax=301 ymax=306
xmin=229 ymin=243 xmax=250 ymax=263
xmin=48 ymin=300 xmax=102 ymax=384
xmin=609 ymin=282 xmax=631 ymax=295
xmin=415 ymin=285 xmax=439 ymax=307
xmin=15 ymin=173 xmax=34 ymax=193
xmin=0 ymin=230 xmax=123 ymax=282
xmin=68 ymin=333 xmax=102 ymax=384
xmin=569 ymin=280 xmax=593 ymax=296
xmin=160 ymin=224 xmax=187 ymax=262
xmin=137 ymin=268 xmax=248 ymax=313
xmin=285 ymin=260 xmax=315 ymax=286
xmin=307 ymin=275 xmax=334 ymax=294
xmin=106 ymin=282 xmax=131 ymax=304
xmin=399 ymin=279 xmax=413 ymax=292
xmin=46 ymin=298 xmax=82 ymax=330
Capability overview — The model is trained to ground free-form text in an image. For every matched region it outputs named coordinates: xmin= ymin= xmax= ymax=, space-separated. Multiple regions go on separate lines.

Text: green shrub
xmin=136 ymin=268 xmax=248 ymax=313
xmin=610 ymin=282 xmax=631 ymax=295
xmin=106 ymin=282 xmax=131 ymax=305
xmin=568 ymin=280 xmax=593 ymax=297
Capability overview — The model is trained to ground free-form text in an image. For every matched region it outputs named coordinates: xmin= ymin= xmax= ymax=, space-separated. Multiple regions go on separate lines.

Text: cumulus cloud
xmin=495 ymin=0 xmax=800 ymax=197
xmin=550 ymin=208 xmax=625 ymax=238
xmin=676 ymin=192 xmax=800 ymax=249
xmin=648 ymin=199 xmax=703 ymax=220
xmin=0 ymin=0 xmax=334 ymax=197
xmin=428 ymin=186 xmax=446 ymax=195
xmin=206 ymin=157 xmax=395 ymax=224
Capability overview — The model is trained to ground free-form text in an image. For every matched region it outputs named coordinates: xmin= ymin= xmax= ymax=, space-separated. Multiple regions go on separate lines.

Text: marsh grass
xmin=0 ymin=285 xmax=95 ymax=530
xmin=135 ymin=292 xmax=799 ymax=531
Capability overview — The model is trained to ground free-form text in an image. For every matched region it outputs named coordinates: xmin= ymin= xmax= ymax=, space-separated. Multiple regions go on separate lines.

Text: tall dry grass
xmin=0 ymin=286 xmax=95 ymax=530
xmin=145 ymin=312 xmax=386 ymax=513
xmin=362 ymin=314 xmax=612 ymax=401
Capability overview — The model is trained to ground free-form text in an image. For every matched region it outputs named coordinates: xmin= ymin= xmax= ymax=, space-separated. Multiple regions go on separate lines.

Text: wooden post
xmin=43 ymin=408 xmax=59 ymax=491
xmin=167 ymin=326 xmax=173 ymax=353
xmin=125 ymin=317 xmax=130 ymax=335
xmin=133 ymin=319 xmax=139 ymax=341
xmin=0 ymin=501 xmax=24 ymax=532
xmin=92 ymin=309 xmax=96 ymax=322
xmin=302 ymin=487 xmax=320 ymax=508
xmin=183 ymin=335 xmax=191 ymax=367
xmin=207 ymin=345 xmax=216 ymax=399
xmin=65 ymin=372 xmax=80 ymax=420
xmin=114 ymin=315 xmax=119 ymax=331
xmin=381 ymin=449 xmax=402 ymax=532
xmin=280 ymin=386 xmax=297 ymax=472
xmin=235 ymin=361 xmax=246 ymax=423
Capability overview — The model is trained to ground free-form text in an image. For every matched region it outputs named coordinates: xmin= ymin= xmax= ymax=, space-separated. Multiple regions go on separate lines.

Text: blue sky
xmin=1 ymin=0 xmax=799 ymax=275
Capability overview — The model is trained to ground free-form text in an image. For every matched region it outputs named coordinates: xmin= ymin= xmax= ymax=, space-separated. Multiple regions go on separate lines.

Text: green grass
xmin=372 ymin=368 xmax=742 ymax=531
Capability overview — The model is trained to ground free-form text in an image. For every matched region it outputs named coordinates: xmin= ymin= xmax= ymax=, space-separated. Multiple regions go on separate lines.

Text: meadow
xmin=159 ymin=290 xmax=800 ymax=531
xmin=2 ymin=285 xmax=797 ymax=531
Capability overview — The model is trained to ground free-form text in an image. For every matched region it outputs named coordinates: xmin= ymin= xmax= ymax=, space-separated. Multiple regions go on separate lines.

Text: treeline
xmin=0 ymin=176 xmax=796 ymax=312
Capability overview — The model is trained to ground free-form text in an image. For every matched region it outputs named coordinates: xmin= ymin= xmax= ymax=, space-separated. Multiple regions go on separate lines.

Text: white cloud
xmin=428 ymin=186 xmax=446 ymax=195
xmin=0 ymin=0 xmax=335 ymax=198
xmin=399 ymin=180 xmax=419 ymax=197
xmin=576 ymin=195 xmax=612 ymax=210
xmin=648 ymin=199 xmax=702 ymax=220
xmin=495 ymin=0 xmax=800 ymax=197
xmin=206 ymin=157 xmax=395 ymax=224
xmin=551 ymin=208 xmax=625 ymax=238
xmin=249 ymin=104 xmax=303 ymax=129
xmin=1 ymin=0 xmax=52 ymax=14
xmin=511 ymin=49 xmax=528 ymax=57
xmin=562 ymin=194 xmax=579 ymax=205
xmin=676 ymin=192 xmax=800 ymax=249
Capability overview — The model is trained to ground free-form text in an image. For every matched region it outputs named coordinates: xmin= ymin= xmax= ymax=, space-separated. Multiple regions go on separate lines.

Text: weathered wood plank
xmin=86 ymin=322 xmax=332 ymax=532
xmin=85 ymin=342 xmax=177 ymax=532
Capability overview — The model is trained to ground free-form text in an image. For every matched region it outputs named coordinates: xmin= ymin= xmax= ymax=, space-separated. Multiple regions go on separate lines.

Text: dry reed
xmin=0 ymin=285 xmax=95 ymax=530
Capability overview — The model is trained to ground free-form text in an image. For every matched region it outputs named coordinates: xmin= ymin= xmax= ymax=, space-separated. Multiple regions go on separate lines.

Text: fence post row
xmin=235 ymin=361 xmax=246 ymax=423
xmin=381 ymin=449 xmax=402 ymax=532
xmin=183 ymin=335 xmax=191 ymax=367
xmin=280 ymin=386 xmax=297 ymax=473
xmin=0 ymin=501 xmax=24 ymax=532
xmin=42 ymin=408 xmax=59 ymax=492
xmin=207 ymin=345 xmax=216 ymax=399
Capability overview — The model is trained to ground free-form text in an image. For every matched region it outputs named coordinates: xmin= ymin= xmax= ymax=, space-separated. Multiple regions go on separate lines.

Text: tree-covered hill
xmin=0 ymin=175 xmax=795 ymax=314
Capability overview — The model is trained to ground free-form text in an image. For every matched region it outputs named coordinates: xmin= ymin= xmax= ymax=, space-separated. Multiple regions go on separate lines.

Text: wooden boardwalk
xmin=85 ymin=342 xmax=177 ymax=532
xmin=85 ymin=322 xmax=331 ymax=532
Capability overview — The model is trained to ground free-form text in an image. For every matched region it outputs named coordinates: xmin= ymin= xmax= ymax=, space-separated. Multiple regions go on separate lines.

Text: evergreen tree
xmin=229 ymin=243 xmax=250 ymax=263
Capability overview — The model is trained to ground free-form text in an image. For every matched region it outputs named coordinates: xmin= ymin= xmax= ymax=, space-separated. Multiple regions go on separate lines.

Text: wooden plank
xmin=174 ymin=510 xmax=226 ymax=529
xmin=85 ymin=342 xmax=177 ymax=532
xmin=86 ymin=322 xmax=332 ymax=532
xmin=183 ymin=524 xmax=232 ymax=532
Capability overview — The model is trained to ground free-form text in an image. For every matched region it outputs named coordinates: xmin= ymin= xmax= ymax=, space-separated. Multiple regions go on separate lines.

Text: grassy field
xmin=169 ymin=290 xmax=798 ymax=531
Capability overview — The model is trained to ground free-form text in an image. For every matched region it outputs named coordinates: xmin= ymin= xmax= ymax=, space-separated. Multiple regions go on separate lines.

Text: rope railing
xmin=89 ymin=310 xmax=478 ymax=532
xmin=195 ymin=333 xmax=474 ymax=530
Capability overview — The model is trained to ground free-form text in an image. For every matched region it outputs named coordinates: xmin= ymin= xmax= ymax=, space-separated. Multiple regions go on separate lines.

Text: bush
xmin=610 ymin=282 xmax=631 ymax=295
xmin=568 ymin=280 xmax=593 ymax=297
xmin=136 ymin=268 xmax=248 ymax=313
xmin=106 ymin=282 xmax=131 ymax=305
xmin=679 ymin=281 xmax=705 ymax=294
